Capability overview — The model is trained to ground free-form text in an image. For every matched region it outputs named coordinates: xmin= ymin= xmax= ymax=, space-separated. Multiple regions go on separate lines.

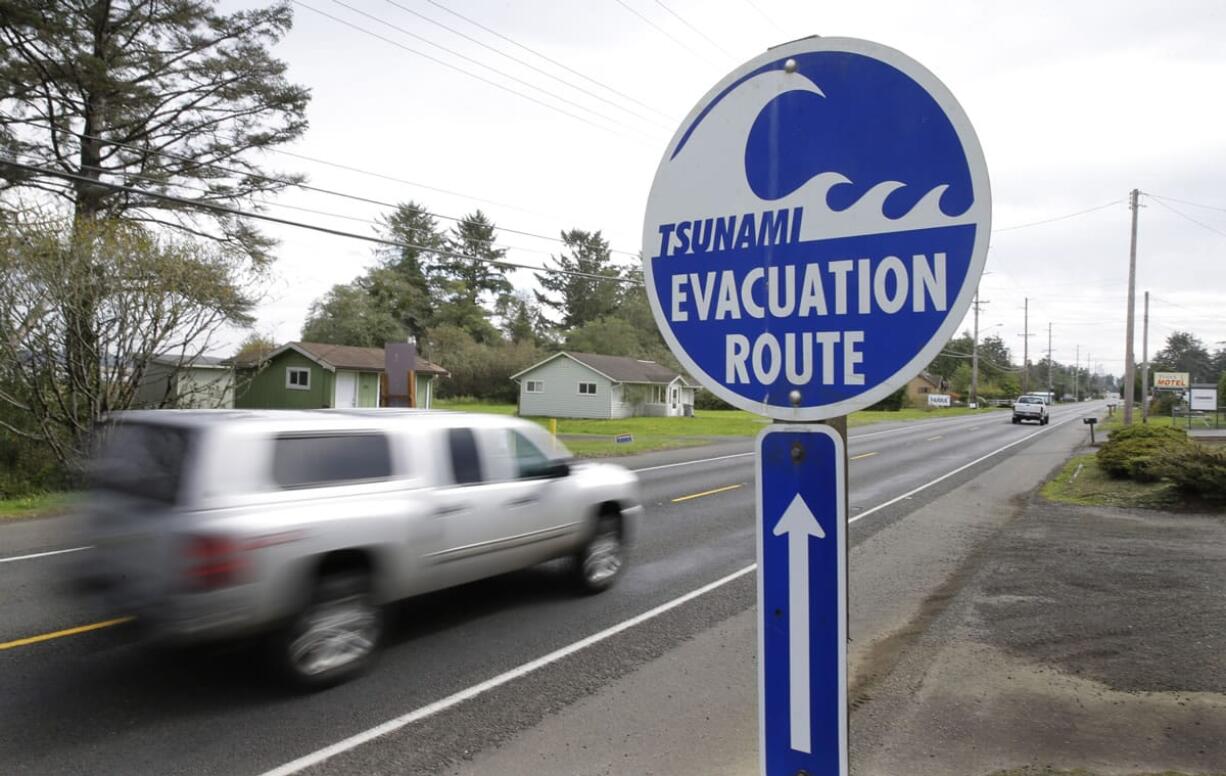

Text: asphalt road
xmin=0 ymin=404 xmax=1102 ymax=775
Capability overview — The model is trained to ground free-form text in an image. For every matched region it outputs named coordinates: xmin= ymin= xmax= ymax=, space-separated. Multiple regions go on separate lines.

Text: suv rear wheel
xmin=276 ymin=571 xmax=382 ymax=689
xmin=575 ymin=515 xmax=625 ymax=593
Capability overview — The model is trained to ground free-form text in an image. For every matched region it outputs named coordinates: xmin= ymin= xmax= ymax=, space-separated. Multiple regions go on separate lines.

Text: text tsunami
xmin=666 ymin=252 xmax=948 ymax=387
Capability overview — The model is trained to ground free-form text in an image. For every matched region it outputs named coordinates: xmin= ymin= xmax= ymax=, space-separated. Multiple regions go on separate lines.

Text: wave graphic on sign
xmin=654 ymin=69 xmax=980 ymax=243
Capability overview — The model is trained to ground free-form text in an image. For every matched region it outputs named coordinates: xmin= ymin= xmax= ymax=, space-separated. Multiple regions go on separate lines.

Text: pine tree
xmin=534 ymin=229 xmax=621 ymax=331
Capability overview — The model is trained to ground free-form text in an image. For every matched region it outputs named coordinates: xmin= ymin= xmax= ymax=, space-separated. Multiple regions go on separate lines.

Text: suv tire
xmin=575 ymin=515 xmax=625 ymax=594
xmin=275 ymin=571 xmax=382 ymax=689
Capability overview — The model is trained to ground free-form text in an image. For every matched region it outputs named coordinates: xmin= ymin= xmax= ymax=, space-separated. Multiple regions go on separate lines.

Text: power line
xmin=0 ymin=158 xmax=645 ymax=286
xmin=1144 ymin=192 xmax=1226 ymax=214
xmin=292 ymin=1 xmax=642 ymax=140
xmin=1147 ymin=194 xmax=1226 ymax=240
xmin=24 ymin=123 xmax=642 ymax=258
xmin=382 ymin=0 xmax=668 ymax=129
xmin=739 ymin=0 xmax=786 ymax=35
xmin=611 ymin=0 xmax=711 ymax=61
xmin=329 ymin=0 xmax=654 ymax=138
xmin=652 ymin=0 xmax=736 ymax=58
xmin=86 ymin=165 xmax=577 ymax=260
xmin=424 ymin=0 xmax=670 ymax=119
xmin=992 ymin=200 xmax=1124 ymax=233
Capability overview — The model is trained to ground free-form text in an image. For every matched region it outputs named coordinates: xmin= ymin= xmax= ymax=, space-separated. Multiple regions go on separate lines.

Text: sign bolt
xmin=784 ymin=58 xmax=798 ymax=73
xmin=789 ymin=389 xmax=802 ymax=406
xmin=791 ymin=442 xmax=804 ymax=462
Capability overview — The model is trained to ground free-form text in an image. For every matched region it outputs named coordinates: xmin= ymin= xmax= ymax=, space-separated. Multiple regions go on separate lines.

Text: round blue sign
xmin=642 ymin=37 xmax=990 ymax=420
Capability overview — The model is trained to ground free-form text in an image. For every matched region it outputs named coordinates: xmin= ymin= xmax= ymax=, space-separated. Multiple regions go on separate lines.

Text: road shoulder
xmin=852 ymin=496 xmax=1226 ymax=775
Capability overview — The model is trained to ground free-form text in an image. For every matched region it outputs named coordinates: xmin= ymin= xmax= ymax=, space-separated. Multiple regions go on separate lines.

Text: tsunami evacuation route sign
xmin=641 ymin=36 xmax=991 ymax=422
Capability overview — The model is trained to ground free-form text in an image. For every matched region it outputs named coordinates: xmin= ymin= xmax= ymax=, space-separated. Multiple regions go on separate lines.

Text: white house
xmin=510 ymin=352 xmax=697 ymax=419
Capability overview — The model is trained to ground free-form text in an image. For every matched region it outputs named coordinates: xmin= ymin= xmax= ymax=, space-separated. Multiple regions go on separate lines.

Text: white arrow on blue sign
xmin=757 ymin=424 xmax=846 ymax=775
xmin=642 ymin=37 xmax=990 ymax=421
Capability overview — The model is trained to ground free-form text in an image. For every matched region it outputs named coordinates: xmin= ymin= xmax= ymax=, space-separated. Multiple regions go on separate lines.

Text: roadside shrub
xmin=1154 ymin=444 xmax=1226 ymax=500
xmin=693 ymin=390 xmax=734 ymax=411
xmin=866 ymin=385 xmax=908 ymax=411
xmin=1096 ymin=424 xmax=1191 ymax=482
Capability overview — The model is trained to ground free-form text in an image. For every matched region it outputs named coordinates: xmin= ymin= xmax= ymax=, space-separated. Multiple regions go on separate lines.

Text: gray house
xmin=510 ymin=352 xmax=697 ymax=419
xmin=135 ymin=355 xmax=235 ymax=409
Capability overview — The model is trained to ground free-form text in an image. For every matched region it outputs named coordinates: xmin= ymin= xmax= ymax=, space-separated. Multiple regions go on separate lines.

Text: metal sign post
xmin=641 ymin=36 xmax=990 ymax=776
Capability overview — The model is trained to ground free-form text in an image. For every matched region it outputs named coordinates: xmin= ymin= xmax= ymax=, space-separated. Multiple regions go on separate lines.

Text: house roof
xmin=510 ymin=351 xmax=692 ymax=386
xmin=150 ymin=354 xmax=229 ymax=369
xmin=242 ymin=342 xmax=449 ymax=376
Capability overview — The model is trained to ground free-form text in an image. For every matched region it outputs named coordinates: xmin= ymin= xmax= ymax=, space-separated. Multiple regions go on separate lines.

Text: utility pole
xmin=1074 ymin=344 xmax=1080 ymax=402
xmin=1141 ymin=290 xmax=1150 ymax=423
xmin=1123 ymin=188 xmax=1140 ymax=424
xmin=1022 ymin=297 xmax=1030 ymax=394
xmin=971 ymin=288 xmax=981 ymax=408
xmin=1047 ymin=322 xmax=1054 ymax=399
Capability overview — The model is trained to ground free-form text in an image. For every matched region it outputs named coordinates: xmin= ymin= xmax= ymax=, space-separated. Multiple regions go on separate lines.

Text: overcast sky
xmin=219 ymin=0 xmax=1226 ymax=377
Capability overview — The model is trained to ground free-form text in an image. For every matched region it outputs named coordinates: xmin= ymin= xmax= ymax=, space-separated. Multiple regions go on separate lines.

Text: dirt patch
xmin=974 ymin=498 xmax=1226 ymax=694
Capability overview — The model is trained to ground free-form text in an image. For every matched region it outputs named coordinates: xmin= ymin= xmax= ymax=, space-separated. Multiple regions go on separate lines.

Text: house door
xmin=670 ymin=386 xmax=679 ymax=414
xmin=335 ymin=371 xmax=358 ymax=408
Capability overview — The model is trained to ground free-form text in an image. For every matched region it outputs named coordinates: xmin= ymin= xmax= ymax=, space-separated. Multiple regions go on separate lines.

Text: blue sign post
xmin=758 ymin=425 xmax=846 ymax=775
xmin=641 ymin=36 xmax=988 ymax=776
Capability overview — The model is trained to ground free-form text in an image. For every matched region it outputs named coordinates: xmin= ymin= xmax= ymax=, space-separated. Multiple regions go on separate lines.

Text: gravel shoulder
xmin=853 ymin=490 xmax=1226 ymax=776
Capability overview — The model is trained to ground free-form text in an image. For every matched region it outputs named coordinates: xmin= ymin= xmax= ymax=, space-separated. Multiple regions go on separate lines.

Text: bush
xmin=1155 ymin=444 xmax=1226 ymax=500
xmin=1096 ymin=424 xmax=1191 ymax=482
xmin=866 ymin=385 xmax=908 ymax=411
xmin=693 ymin=389 xmax=734 ymax=411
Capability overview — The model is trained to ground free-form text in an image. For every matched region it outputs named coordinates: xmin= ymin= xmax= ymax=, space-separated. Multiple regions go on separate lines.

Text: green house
xmin=234 ymin=341 xmax=448 ymax=410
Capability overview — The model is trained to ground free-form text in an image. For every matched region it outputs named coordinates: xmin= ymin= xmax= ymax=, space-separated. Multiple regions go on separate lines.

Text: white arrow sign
xmin=772 ymin=493 xmax=826 ymax=754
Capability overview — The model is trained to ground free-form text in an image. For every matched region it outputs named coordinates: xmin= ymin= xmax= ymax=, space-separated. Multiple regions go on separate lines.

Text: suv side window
xmin=448 ymin=427 xmax=484 ymax=485
xmin=509 ymin=430 xmax=552 ymax=479
xmin=273 ymin=433 xmax=391 ymax=489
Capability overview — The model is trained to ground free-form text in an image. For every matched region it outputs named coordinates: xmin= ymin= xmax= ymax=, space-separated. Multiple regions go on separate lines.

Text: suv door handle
xmin=434 ymin=504 xmax=469 ymax=516
xmin=505 ymin=495 xmax=539 ymax=507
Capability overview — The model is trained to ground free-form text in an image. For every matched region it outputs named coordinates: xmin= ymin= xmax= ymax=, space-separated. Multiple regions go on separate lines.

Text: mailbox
xmin=1083 ymin=417 xmax=1098 ymax=425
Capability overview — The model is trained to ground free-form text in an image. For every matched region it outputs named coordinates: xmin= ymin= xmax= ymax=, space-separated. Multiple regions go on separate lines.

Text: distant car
xmin=78 ymin=409 xmax=641 ymax=687
xmin=1012 ymin=395 xmax=1050 ymax=425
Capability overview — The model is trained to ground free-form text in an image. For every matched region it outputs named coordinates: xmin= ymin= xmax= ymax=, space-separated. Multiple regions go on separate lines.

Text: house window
xmin=650 ymin=385 xmax=666 ymax=403
xmin=525 ymin=380 xmax=544 ymax=393
xmin=578 ymin=381 xmax=597 ymax=396
xmin=286 ymin=367 xmax=310 ymax=390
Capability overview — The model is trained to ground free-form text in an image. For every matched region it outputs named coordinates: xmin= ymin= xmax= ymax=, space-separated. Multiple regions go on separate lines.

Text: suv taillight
xmin=185 ymin=535 xmax=245 ymax=590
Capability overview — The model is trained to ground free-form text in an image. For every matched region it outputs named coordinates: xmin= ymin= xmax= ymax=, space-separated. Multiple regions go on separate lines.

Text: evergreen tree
xmin=1153 ymin=331 xmax=1213 ymax=382
xmin=0 ymin=0 xmax=309 ymax=256
xmin=534 ymin=229 xmax=621 ymax=331
xmin=435 ymin=210 xmax=512 ymax=343
xmin=374 ymin=201 xmax=441 ymax=340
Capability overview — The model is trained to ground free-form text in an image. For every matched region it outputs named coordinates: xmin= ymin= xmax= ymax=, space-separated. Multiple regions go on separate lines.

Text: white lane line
xmin=256 ymin=564 xmax=758 ymax=776
xmin=632 ymin=452 xmax=753 ymax=472
xmin=849 ymin=414 xmax=1078 ymax=525
xmin=0 ymin=546 xmax=92 ymax=564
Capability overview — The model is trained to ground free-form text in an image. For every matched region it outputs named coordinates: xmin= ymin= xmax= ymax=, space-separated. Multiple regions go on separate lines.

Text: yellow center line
xmin=850 ymin=451 xmax=878 ymax=461
xmin=927 ymin=435 xmax=943 ymax=441
xmin=0 ymin=616 xmax=133 ymax=652
xmin=672 ymin=483 xmax=743 ymax=503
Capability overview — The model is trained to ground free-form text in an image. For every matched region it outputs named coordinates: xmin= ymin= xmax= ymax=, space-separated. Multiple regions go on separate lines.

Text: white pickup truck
xmin=79 ymin=409 xmax=642 ymax=687
xmin=1012 ymin=395 xmax=1050 ymax=425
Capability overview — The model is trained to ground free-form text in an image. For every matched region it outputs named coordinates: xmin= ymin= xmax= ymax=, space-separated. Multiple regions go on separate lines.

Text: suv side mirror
xmin=544 ymin=460 xmax=571 ymax=478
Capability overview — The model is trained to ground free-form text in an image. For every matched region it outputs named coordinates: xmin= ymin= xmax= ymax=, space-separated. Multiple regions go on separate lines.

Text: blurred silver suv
xmin=79 ymin=409 xmax=641 ymax=687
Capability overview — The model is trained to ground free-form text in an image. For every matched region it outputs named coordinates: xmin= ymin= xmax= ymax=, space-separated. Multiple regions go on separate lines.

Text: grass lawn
xmin=436 ymin=399 xmax=1002 ymax=457
xmin=1041 ymin=453 xmax=1180 ymax=509
xmin=0 ymin=492 xmax=75 ymax=520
